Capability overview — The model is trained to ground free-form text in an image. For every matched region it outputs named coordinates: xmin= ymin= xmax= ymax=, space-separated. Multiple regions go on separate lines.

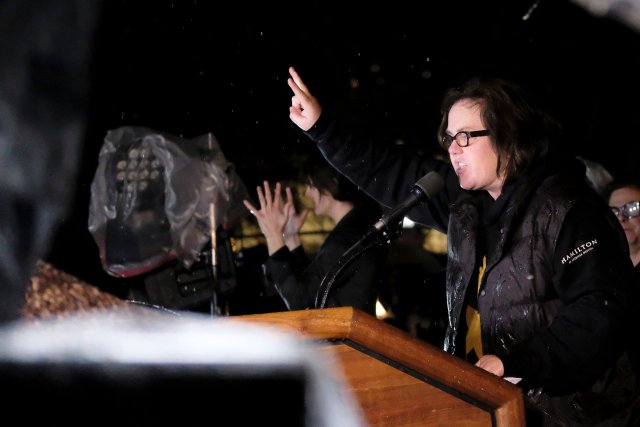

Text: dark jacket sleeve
xmin=265 ymin=208 xmax=388 ymax=315
xmin=502 ymin=202 xmax=635 ymax=394
xmin=265 ymin=245 xmax=314 ymax=311
xmin=305 ymin=113 xmax=457 ymax=234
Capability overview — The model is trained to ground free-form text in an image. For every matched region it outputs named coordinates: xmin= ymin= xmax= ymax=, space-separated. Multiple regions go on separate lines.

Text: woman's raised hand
xmin=288 ymin=67 xmax=322 ymax=131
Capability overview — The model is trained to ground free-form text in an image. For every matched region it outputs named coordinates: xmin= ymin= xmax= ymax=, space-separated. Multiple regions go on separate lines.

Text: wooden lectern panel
xmin=233 ymin=307 xmax=525 ymax=427
xmin=323 ymin=344 xmax=491 ymax=426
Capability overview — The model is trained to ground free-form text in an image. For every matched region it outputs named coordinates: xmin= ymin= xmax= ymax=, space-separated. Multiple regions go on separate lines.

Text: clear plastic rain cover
xmin=88 ymin=126 xmax=248 ymax=278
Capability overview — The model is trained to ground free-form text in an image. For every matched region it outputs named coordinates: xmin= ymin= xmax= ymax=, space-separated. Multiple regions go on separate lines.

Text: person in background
xmin=243 ymin=156 xmax=388 ymax=315
xmin=286 ymin=66 xmax=638 ymax=425
xmin=607 ymin=180 xmax=640 ymax=276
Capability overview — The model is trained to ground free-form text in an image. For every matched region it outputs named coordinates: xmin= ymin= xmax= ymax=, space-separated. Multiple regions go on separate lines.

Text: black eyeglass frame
xmin=441 ymin=130 xmax=491 ymax=148
xmin=611 ymin=200 xmax=640 ymax=219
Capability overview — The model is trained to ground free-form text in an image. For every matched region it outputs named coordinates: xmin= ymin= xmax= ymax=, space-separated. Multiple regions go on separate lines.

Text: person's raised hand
xmin=288 ymin=66 xmax=322 ymax=131
xmin=243 ymin=181 xmax=289 ymax=254
xmin=282 ymin=186 xmax=310 ymax=249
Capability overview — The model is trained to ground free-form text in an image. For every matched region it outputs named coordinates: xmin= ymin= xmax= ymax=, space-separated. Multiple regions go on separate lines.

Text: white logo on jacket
xmin=561 ymin=239 xmax=598 ymax=265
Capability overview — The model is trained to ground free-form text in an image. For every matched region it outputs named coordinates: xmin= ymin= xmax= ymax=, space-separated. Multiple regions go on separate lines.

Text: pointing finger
xmin=289 ymin=67 xmax=309 ymax=93
xmin=288 ymin=77 xmax=305 ymax=99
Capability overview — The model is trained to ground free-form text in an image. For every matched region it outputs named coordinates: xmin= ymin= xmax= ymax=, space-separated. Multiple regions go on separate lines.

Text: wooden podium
xmin=233 ymin=307 xmax=525 ymax=426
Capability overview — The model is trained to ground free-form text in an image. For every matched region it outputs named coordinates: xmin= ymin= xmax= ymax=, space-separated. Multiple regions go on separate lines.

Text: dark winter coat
xmin=306 ymin=113 xmax=639 ymax=425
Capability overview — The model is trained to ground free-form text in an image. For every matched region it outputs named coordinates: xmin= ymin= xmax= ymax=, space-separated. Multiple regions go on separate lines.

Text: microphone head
xmin=414 ymin=171 xmax=444 ymax=198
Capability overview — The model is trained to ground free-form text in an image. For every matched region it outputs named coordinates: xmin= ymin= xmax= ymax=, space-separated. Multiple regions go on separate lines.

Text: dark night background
xmin=44 ymin=0 xmax=640 ymax=303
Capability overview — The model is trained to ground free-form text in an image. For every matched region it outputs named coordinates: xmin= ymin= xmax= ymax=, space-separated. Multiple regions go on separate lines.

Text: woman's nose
xmin=448 ymin=141 xmax=462 ymax=155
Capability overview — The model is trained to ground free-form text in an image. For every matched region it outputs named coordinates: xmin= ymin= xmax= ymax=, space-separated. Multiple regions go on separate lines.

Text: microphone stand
xmin=208 ymin=203 xmax=220 ymax=317
xmin=314 ymin=171 xmax=444 ymax=310
xmin=314 ymin=220 xmax=401 ymax=310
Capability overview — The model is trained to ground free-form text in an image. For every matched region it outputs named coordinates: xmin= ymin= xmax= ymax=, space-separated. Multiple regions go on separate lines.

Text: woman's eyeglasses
xmin=611 ymin=200 xmax=640 ymax=219
xmin=441 ymin=130 xmax=490 ymax=149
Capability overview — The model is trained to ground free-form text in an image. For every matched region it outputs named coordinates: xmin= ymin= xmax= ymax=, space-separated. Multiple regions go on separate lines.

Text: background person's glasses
xmin=441 ymin=130 xmax=490 ymax=148
xmin=611 ymin=200 xmax=640 ymax=219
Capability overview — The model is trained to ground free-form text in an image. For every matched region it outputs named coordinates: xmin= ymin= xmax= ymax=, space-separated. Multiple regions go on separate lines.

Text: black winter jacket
xmin=306 ymin=113 xmax=639 ymax=425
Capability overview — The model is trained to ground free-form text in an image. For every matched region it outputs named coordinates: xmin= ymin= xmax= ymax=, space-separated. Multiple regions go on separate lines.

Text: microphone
xmin=351 ymin=171 xmax=445 ymax=249
xmin=373 ymin=171 xmax=445 ymax=232
xmin=314 ymin=171 xmax=444 ymax=309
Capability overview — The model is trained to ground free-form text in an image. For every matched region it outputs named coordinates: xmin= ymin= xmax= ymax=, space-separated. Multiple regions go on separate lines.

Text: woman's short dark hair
xmin=437 ymin=77 xmax=561 ymax=184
